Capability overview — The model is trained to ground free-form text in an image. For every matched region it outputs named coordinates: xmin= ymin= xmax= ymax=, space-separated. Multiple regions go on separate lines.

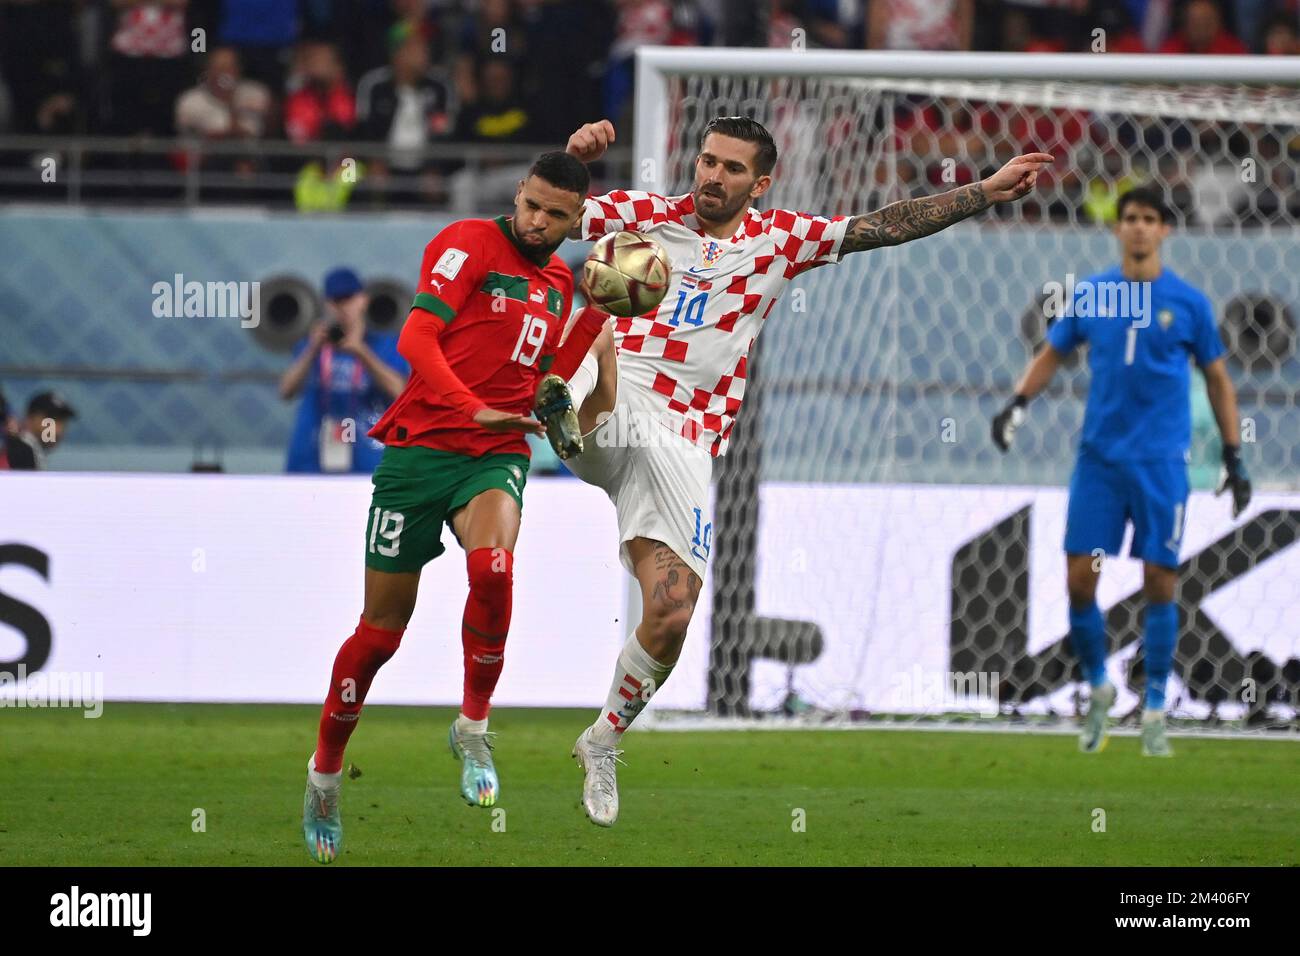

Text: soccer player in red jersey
xmin=302 ymin=151 xmax=606 ymax=863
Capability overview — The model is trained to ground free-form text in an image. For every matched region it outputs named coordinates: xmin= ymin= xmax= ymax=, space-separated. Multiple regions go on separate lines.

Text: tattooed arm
xmin=840 ymin=152 xmax=1055 ymax=255
xmin=841 ymin=182 xmax=989 ymax=253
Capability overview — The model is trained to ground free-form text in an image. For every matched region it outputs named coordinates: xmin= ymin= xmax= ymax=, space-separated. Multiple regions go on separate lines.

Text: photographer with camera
xmin=280 ymin=267 xmax=408 ymax=474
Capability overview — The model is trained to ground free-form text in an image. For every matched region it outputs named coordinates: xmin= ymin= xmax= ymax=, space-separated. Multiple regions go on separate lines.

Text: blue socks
xmin=1069 ymin=599 xmax=1179 ymax=708
xmin=1143 ymin=601 xmax=1178 ymax=711
xmin=1068 ymin=602 xmax=1108 ymax=688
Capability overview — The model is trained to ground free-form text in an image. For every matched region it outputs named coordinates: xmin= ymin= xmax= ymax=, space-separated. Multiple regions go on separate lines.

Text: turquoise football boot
xmin=1079 ymin=682 xmax=1116 ymax=753
xmin=449 ymin=720 xmax=500 ymax=807
xmin=1141 ymin=713 xmax=1174 ymax=757
xmin=302 ymin=775 xmax=343 ymax=864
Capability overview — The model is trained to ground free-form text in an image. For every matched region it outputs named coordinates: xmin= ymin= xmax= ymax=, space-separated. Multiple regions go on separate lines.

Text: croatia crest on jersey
xmin=700 ymin=239 xmax=724 ymax=268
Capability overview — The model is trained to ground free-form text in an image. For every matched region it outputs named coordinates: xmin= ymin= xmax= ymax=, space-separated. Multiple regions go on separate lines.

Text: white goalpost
xmin=630 ymin=49 xmax=1300 ymax=734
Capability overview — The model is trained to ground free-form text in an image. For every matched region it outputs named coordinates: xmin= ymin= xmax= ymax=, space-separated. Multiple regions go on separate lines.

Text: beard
xmin=693 ymin=186 xmax=746 ymax=222
xmin=511 ymin=222 xmax=562 ymax=263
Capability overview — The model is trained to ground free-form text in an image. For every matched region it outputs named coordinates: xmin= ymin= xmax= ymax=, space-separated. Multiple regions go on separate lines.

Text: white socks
xmin=569 ymin=350 xmax=599 ymax=412
xmin=308 ymin=753 xmax=342 ymax=791
xmin=457 ymin=714 xmax=488 ymax=735
xmin=591 ymin=629 xmax=674 ymax=746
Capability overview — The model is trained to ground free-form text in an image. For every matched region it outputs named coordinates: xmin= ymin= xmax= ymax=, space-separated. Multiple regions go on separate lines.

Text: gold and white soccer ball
xmin=582 ymin=231 xmax=672 ymax=317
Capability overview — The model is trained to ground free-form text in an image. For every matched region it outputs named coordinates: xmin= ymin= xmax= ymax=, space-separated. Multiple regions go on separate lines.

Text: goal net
xmin=632 ymin=50 xmax=1300 ymax=733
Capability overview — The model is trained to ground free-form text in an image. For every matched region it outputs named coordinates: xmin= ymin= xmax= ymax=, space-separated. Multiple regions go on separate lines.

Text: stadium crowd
xmin=0 ymin=1 xmax=1295 ymax=217
xmin=2 ymin=0 xmax=1296 ymax=143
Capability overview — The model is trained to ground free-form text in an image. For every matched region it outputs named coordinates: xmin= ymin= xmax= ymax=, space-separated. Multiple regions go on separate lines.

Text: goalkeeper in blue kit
xmin=992 ymin=187 xmax=1252 ymax=756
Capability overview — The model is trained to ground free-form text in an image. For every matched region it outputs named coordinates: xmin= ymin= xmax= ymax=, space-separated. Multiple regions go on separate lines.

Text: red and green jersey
xmin=369 ymin=216 xmax=574 ymax=457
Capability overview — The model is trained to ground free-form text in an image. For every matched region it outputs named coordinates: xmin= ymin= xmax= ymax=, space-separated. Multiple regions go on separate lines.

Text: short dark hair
xmin=528 ymin=150 xmax=590 ymax=197
xmin=701 ymin=116 xmax=778 ymax=176
xmin=26 ymin=390 xmax=77 ymax=420
xmin=1117 ymin=185 xmax=1172 ymax=224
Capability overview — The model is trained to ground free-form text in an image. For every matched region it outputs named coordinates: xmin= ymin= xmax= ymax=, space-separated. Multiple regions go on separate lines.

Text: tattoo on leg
xmin=649 ymin=543 xmax=702 ymax=612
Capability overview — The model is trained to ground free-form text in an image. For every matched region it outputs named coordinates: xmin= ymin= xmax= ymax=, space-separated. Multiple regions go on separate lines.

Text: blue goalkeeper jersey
xmin=1047 ymin=266 xmax=1226 ymax=462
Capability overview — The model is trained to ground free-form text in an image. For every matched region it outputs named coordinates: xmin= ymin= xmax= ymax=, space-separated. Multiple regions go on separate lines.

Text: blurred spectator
xmin=999 ymin=6 xmax=1067 ymax=53
xmin=279 ymin=268 xmax=407 ymax=474
xmin=1085 ymin=0 xmax=1149 ymax=52
xmin=391 ymin=0 xmax=455 ymax=54
xmin=284 ymin=42 xmax=356 ymax=144
xmin=515 ymin=0 xmax=618 ymax=143
xmin=175 ymin=47 xmax=272 ymax=140
xmin=894 ymin=96 xmax=998 ymax=187
xmin=769 ymin=0 xmax=863 ymax=48
xmin=1082 ymin=152 xmax=1142 ymax=224
xmin=453 ymin=58 xmax=531 ymax=144
xmin=455 ymin=0 xmax=523 ymax=107
xmin=355 ymin=25 xmax=456 ymax=173
xmin=1262 ymin=12 xmax=1300 ymax=54
xmin=605 ymin=0 xmax=697 ymax=125
xmin=606 ymin=0 xmax=672 ymax=121
xmin=1232 ymin=130 xmax=1300 ymax=226
xmin=1159 ymin=0 xmax=1248 ymax=53
xmin=106 ymin=0 xmax=192 ymax=135
xmin=294 ymin=156 xmax=367 ymax=211
xmin=217 ymin=0 xmax=298 ymax=93
xmin=0 ymin=0 xmax=85 ymax=134
xmin=344 ymin=0 xmax=456 ymax=81
xmin=4 ymin=391 xmax=77 ymax=471
xmin=448 ymin=58 xmax=533 ymax=213
xmin=867 ymin=0 xmax=973 ymax=51
xmin=1137 ymin=0 xmax=1177 ymax=50
xmin=1085 ymin=0 xmax=1175 ymax=51
xmin=1232 ymin=0 xmax=1280 ymax=51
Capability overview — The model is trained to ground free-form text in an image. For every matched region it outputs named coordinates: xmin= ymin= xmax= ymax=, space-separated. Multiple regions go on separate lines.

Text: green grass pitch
xmin=3 ymin=703 xmax=1296 ymax=866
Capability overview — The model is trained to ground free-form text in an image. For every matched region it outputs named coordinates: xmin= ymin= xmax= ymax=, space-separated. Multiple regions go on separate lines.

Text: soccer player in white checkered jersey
xmin=561 ymin=116 xmax=1052 ymax=826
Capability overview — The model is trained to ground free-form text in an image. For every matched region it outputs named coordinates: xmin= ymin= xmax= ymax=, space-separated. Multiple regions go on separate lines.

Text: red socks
xmin=313 ymin=616 xmax=404 ymax=774
xmin=314 ymin=548 xmax=513 ymax=770
xmin=550 ymin=305 xmax=607 ymax=381
xmin=461 ymin=547 xmax=513 ymax=720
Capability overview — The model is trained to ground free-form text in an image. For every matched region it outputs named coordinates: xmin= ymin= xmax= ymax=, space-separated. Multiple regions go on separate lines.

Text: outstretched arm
xmin=841 ymin=153 xmax=1054 ymax=254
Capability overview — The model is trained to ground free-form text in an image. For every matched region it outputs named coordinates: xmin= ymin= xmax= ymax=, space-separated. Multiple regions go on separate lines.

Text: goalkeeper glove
xmin=991 ymin=395 xmax=1028 ymax=452
xmin=1215 ymin=444 xmax=1252 ymax=518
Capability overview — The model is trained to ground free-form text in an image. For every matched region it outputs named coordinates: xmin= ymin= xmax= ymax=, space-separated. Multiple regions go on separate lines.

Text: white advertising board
xmin=3 ymin=475 xmax=1296 ymax=716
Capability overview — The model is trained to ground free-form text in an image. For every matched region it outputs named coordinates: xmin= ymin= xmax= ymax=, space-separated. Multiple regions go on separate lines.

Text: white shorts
xmin=565 ymin=359 xmax=714 ymax=581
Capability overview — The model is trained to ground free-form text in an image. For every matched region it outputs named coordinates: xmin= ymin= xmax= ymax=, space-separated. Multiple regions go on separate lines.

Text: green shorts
xmin=363 ymin=445 xmax=530 ymax=573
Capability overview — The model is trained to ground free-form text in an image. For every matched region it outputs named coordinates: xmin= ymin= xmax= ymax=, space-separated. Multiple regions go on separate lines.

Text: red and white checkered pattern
xmin=582 ymin=190 xmax=849 ymax=456
xmin=111 ymin=6 xmax=188 ymax=58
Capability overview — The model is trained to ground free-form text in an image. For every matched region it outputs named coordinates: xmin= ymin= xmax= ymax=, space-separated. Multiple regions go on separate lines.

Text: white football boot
xmin=572 ymin=726 xmax=625 ymax=827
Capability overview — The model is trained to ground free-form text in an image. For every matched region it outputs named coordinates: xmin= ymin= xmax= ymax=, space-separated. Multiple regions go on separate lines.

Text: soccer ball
xmin=582 ymin=231 xmax=672 ymax=317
